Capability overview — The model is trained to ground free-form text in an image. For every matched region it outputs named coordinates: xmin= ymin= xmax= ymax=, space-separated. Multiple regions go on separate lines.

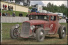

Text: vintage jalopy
xmin=10 ymin=12 xmax=66 ymax=42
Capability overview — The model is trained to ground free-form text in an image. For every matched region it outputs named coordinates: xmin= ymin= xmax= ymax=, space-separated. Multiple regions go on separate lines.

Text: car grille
xmin=20 ymin=22 xmax=30 ymax=37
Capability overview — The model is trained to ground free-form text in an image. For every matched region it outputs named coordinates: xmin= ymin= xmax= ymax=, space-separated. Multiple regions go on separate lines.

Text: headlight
xmin=16 ymin=26 xmax=18 ymax=28
xmin=30 ymin=25 xmax=35 ymax=30
xmin=15 ymin=24 xmax=20 ymax=28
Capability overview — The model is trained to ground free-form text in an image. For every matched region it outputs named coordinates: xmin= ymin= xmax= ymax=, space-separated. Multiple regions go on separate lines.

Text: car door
xmin=49 ymin=15 xmax=57 ymax=33
xmin=44 ymin=15 xmax=50 ymax=29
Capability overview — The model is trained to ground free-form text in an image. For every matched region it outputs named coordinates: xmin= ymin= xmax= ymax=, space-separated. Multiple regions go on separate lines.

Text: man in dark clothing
xmin=8 ymin=5 xmax=10 ymax=10
xmin=12 ymin=12 xmax=16 ymax=17
xmin=2 ymin=13 xmax=6 ymax=16
xmin=3 ymin=4 xmax=5 ymax=9
xmin=19 ymin=13 xmax=23 ymax=17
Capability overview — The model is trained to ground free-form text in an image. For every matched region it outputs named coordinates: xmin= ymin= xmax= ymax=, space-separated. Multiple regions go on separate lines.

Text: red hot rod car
xmin=10 ymin=12 xmax=66 ymax=42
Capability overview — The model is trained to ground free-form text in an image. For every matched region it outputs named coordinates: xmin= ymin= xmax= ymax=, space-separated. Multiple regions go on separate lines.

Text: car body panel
xmin=20 ymin=12 xmax=60 ymax=38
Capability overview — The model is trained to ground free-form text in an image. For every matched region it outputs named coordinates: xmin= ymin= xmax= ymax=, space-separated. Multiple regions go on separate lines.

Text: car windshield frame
xmin=29 ymin=15 xmax=49 ymax=21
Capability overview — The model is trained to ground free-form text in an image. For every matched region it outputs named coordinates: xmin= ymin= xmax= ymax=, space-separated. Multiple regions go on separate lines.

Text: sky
xmin=30 ymin=1 xmax=67 ymax=7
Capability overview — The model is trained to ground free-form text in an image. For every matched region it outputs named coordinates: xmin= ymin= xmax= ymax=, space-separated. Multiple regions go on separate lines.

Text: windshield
xmin=29 ymin=15 xmax=49 ymax=21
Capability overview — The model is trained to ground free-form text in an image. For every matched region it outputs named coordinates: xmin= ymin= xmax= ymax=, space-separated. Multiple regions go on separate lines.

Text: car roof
xmin=29 ymin=12 xmax=58 ymax=16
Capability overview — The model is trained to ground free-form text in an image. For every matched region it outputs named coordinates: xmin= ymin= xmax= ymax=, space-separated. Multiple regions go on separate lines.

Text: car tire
xmin=36 ymin=28 xmax=45 ymax=42
xmin=10 ymin=26 xmax=19 ymax=39
xmin=58 ymin=25 xmax=66 ymax=39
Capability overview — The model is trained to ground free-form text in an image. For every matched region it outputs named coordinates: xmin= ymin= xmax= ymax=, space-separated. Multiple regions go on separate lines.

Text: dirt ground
xmin=1 ymin=35 xmax=67 ymax=44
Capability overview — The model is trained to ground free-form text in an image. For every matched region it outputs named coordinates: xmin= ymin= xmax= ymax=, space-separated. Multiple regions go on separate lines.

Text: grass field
xmin=2 ymin=23 xmax=67 ymax=44
xmin=2 ymin=10 xmax=27 ymax=16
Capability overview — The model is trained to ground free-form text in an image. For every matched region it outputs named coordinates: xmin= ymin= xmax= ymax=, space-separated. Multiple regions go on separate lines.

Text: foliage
xmin=29 ymin=3 xmax=68 ymax=17
xmin=43 ymin=3 xmax=68 ymax=17
xmin=29 ymin=6 xmax=32 ymax=9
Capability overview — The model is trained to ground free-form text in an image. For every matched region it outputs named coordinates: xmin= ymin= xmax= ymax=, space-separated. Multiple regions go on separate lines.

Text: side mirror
xmin=66 ymin=19 xmax=68 ymax=23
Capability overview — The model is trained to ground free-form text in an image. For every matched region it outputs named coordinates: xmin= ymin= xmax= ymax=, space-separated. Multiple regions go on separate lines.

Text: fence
xmin=2 ymin=16 xmax=29 ymax=23
xmin=2 ymin=16 xmax=66 ymax=23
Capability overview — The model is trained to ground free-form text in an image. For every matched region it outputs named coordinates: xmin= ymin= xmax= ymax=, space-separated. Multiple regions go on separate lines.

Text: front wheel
xmin=10 ymin=26 xmax=19 ymax=39
xmin=58 ymin=25 xmax=66 ymax=39
xmin=36 ymin=28 xmax=45 ymax=42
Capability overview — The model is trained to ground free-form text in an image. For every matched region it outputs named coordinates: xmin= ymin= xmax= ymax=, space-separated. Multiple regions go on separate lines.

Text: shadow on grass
xmin=45 ymin=36 xmax=58 ymax=39
xmin=15 ymin=35 xmax=58 ymax=42
xmin=17 ymin=38 xmax=35 ymax=41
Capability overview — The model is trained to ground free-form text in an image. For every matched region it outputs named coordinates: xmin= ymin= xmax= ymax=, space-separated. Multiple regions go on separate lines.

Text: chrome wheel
xmin=62 ymin=29 xmax=66 ymax=38
xmin=36 ymin=28 xmax=45 ymax=42
xmin=39 ymin=30 xmax=44 ymax=40
xmin=58 ymin=25 xmax=66 ymax=39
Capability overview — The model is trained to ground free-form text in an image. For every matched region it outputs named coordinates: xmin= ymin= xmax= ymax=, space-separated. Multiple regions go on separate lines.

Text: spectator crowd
xmin=2 ymin=12 xmax=24 ymax=17
xmin=2 ymin=4 xmax=29 ymax=17
xmin=3 ymin=4 xmax=13 ymax=11
xmin=3 ymin=4 xmax=7 ymax=10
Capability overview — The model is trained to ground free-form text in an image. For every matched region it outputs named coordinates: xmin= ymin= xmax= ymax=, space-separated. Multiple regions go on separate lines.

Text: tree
xmin=29 ymin=6 xmax=32 ymax=9
xmin=42 ymin=3 xmax=68 ymax=17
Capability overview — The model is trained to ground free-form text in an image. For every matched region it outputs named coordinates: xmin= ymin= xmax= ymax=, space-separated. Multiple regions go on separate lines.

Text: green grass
xmin=60 ymin=23 xmax=67 ymax=29
xmin=60 ymin=23 xmax=67 ymax=25
xmin=2 ymin=10 xmax=28 ymax=16
xmin=2 ymin=23 xmax=22 ymax=40
xmin=2 ymin=23 xmax=67 ymax=44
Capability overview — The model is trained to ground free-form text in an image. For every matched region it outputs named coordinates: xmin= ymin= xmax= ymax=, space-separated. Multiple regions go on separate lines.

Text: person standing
xmin=12 ymin=6 xmax=13 ymax=11
xmin=8 ymin=5 xmax=10 ymax=10
xmin=0 ymin=12 xmax=1 ymax=16
xmin=11 ymin=6 xmax=13 ymax=11
xmin=10 ymin=5 xmax=12 ymax=10
xmin=5 ymin=12 xmax=8 ymax=16
xmin=3 ymin=4 xmax=5 ymax=9
xmin=2 ymin=12 xmax=6 ymax=16
xmin=5 ymin=5 xmax=7 ymax=10
xmin=12 ymin=12 xmax=16 ymax=17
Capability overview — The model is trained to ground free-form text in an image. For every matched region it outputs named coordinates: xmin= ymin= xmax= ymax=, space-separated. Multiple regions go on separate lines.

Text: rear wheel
xmin=58 ymin=25 xmax=66 ymax=39
xmin=36 ymin=28 xmax=45 ymax=42
xmin=10 ymin=26 xmax=19 ymax=39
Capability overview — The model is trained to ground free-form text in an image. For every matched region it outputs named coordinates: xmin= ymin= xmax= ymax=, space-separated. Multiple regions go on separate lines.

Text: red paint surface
xmin=29 ymin=12 xmax=57 ymax=16
xmin=22 ymin=13 xmax=60 ymax=38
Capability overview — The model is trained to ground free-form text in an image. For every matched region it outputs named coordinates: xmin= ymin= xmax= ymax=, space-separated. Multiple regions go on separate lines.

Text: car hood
xmin=24 ymin=20 xmax=48 ymax=25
